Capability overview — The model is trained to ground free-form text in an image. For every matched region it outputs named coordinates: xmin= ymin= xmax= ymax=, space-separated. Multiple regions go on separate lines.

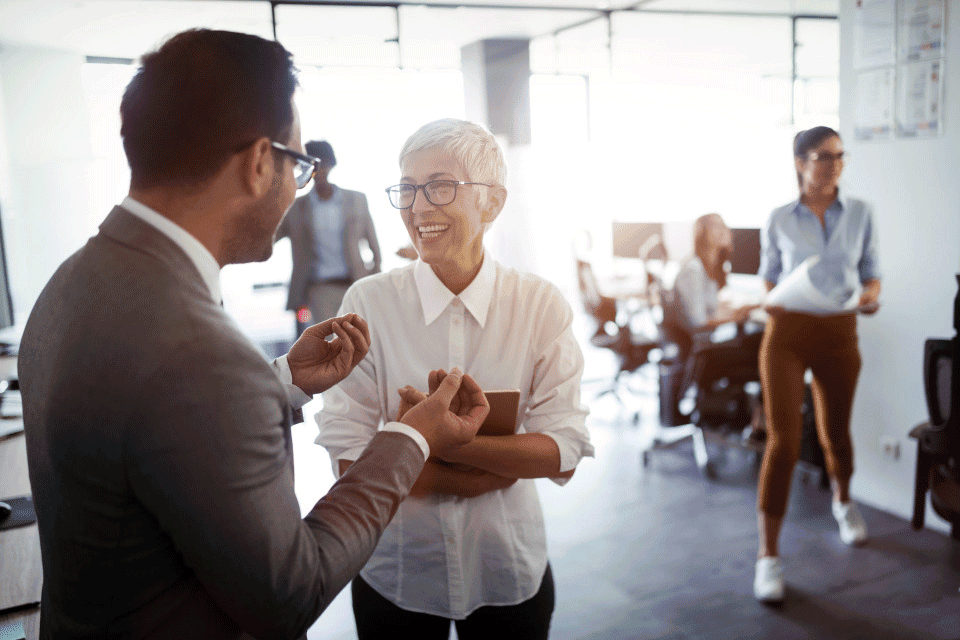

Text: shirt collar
xmin=413 ymin=252 xmax=495 ymax=328
xmin=121 ymin=196 xmax=223 ymax=305
xmin=792 ymin=189 xmax=846 ymax=216
xmin=309 ymin=184 xmax=339 ymax=205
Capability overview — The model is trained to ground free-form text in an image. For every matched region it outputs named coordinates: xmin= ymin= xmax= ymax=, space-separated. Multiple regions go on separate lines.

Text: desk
xmin=0 ymin=423 xmax=41 ymax=639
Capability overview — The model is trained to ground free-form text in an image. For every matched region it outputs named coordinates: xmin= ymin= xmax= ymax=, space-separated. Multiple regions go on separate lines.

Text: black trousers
xmin=351 ymin=564 xmax=555 ymax=640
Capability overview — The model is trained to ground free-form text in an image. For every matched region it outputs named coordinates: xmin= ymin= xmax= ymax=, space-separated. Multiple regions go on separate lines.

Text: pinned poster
xmin=855 ymin=67 xmax=895 ymax=140
xmin=854 ymin=0 xmax=896 ymax=69
xmin=897 ymin=59 xmax=943 ymax=137
xmin=898 ymin=0 xmax=945 ymax=62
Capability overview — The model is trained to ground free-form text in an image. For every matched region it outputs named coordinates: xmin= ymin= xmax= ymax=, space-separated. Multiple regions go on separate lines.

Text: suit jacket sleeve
xmin=127 ymin=340 xmax=424 ymax=639
xmin=359 ymin=194 xmax=381 ymax=273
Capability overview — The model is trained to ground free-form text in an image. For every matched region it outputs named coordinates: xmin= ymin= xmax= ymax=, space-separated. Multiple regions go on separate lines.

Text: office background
xmin=0 ymin=0 xmax=956 ymax=542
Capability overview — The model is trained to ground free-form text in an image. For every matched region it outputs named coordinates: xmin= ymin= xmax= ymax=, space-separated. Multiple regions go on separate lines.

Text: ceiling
xmin=0 ymin=0 xmax=838 ymax=61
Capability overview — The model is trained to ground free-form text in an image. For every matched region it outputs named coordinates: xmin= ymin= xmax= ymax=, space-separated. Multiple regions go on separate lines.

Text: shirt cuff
xmin=382 ymin=422 xmax=430 ymax=460
xmin=541 ymin=429 xmax=595 ymax=486
xmin=272 ymin=354 xmax=312 ymax=410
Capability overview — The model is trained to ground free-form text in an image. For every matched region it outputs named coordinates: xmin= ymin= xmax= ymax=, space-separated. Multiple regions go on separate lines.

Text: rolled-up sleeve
xmin=523 ymin=288 xmax=594 ymax=486
xmin=759 ymin=211 xmax=782 ymax=286
xmin=315 ymin=290 xmax=383 ymax=476
xmin=858 ymin=205 xmax=881 ymax=283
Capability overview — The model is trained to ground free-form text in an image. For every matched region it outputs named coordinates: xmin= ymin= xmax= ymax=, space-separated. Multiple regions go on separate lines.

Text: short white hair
xmin=399 ymin=119 xmax=506 ymax=210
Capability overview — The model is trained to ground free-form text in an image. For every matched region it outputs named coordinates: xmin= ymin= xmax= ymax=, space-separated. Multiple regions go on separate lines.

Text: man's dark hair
xmin=304 ymin=140 xmax=336 ymax=167
xmin=120 ymin=29 xmax=298 ymax=189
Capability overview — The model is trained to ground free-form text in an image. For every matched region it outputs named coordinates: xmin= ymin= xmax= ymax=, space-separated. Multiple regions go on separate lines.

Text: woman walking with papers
xmin=752 ymin=126 xmax=882 ymax=604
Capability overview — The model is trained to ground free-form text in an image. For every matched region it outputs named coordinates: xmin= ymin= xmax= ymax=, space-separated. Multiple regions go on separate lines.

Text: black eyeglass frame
xmin=270 ymin=141 xmax=322 ymax=188
xmin=384 ymin=180 xmax=494 ymax=209
xmin=806 ymin=151 xmax=846 ymax=164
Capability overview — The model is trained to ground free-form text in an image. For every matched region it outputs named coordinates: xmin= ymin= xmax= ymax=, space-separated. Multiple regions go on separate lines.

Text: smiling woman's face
xmin=796 ymin=134 xmax=844 ymax=193
xmin=399 ymin=147 xmax=493 ymax=286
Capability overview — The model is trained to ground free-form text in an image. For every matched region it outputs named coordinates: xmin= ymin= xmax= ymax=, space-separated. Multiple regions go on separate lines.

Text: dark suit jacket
xmin=18 ymin=207 xmax=423 ymax=639
xmin=275 ymin=186 xmax=381 ymax=311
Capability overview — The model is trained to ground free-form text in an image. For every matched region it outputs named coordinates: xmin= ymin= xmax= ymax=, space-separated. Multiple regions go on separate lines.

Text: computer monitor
xmin=729 ymin=227 xmax=761 ymax=275
xmin=612 ymin=222 xmax=664 ymax=259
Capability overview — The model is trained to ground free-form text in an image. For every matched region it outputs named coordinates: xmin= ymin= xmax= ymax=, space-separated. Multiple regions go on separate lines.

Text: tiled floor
xmin=290 ymin=333 xmax=960 ymax=640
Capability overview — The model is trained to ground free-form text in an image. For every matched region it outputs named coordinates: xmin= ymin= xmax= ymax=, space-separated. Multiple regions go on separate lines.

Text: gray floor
xmin=295 ymin=337 xmax=960 ymax=640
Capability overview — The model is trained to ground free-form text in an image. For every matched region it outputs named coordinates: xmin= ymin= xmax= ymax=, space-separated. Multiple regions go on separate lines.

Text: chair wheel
xmin=700 ymin=460 xmax=717 ymax=480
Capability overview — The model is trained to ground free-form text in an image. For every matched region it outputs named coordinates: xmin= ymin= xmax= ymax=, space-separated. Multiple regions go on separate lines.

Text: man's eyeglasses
xmin=808 ymin=151 xmax=845 ymax=164
xmin=385 ymin=180 xmax=494 ymax=209
xmin=271 ymin=142 xmax=321 ymax=188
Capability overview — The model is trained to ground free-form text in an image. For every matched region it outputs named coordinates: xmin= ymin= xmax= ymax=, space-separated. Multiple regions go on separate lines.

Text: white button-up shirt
xmin=316 ymin=255 xmax=593 ymax=619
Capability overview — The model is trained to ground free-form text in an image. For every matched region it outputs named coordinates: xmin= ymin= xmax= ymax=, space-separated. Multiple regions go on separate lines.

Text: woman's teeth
xmin=418 ymin=224 xmax=449 ymax=239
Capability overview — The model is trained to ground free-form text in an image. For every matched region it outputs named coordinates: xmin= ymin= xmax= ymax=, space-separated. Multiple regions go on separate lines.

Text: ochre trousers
xmin=757 ymin=312 xmax=861 ymax=518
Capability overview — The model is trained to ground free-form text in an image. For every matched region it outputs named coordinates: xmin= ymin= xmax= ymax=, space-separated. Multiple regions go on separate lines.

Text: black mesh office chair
xmin=643 ymin=279 xmax=764 ymax=479
xmin=911 ymin=275 xmax=960 ymax=539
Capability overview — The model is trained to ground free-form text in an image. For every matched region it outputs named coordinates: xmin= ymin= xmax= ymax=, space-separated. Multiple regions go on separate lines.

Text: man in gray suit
xmin=275 ymin=140 xmax=381 ymax=336
xmin=18 ymin=29 xmax=488 ymax=640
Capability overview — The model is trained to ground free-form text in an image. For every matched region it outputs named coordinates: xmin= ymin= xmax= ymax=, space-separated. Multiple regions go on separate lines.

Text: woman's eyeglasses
xmin=384 ymin=180 xmax=493 ymax=209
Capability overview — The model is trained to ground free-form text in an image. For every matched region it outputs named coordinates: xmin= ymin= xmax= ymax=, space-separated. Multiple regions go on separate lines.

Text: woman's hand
xmin=857 ymin=279 xmax=882 ymax=315
xmin=396 ymin=368 xmax=489 ymax=458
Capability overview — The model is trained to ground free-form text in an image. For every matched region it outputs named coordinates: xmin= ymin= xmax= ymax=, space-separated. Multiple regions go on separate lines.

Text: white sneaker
xmin=753 ymin=556 xmax=785 ymax=603
xmin=832 ymin=500 xmax=868 ymax=545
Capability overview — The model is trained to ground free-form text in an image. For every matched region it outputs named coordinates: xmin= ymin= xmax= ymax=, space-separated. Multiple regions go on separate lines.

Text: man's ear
xmin=240 ymin=137 xmax=275 ymax=198
xmin=482 ymin=185 xmax=507 ymax=224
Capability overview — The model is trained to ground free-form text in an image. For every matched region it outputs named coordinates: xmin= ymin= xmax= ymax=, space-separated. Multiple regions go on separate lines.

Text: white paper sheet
xmin=764 ymin=256 xmax=860 ymax=316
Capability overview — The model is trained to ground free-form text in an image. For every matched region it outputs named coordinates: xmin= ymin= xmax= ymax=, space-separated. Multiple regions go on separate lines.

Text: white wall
xmin=839 ymin=1 xmax=960 ymax=532
xmin=0 ymin=45 xmax=101 ymax=325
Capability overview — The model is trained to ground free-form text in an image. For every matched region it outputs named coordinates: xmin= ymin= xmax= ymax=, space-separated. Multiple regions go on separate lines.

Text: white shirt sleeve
xmin=382 ymin=422 xmax=430 ymax=460
xmin=523 ymin=287 xmax=593 ymax=486
xmin=271 ymin=354 xmax=312 ymax=410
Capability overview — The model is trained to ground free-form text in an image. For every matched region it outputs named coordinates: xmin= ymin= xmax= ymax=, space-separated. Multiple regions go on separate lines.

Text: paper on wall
xmin=764 ymin=256 xmax=860 ymax=315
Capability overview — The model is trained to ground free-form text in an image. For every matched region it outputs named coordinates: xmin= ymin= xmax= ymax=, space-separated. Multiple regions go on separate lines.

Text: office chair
xmin=911 ymin=275 xmax=960 ymax=539
xmin=575 ymin=257 xmax=661 ymax=410
xmin=643 ymin=281 xmax=764 ymax=479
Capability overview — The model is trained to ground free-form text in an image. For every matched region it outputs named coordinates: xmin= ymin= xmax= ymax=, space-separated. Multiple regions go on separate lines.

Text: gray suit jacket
xmin=19 ymin=207 xmax=423 ymax=639
xmin=275 ymin=186 xmax=382 ymax=311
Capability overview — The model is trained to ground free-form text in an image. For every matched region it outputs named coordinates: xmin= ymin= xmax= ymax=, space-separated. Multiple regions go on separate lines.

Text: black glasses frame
xmin=807 ymin=151 xmax=846 ymax=164
xmin=384 ymin=180 xmax=494 ymax=209
xmin=271 ymin=142 xmax=322 ymax=188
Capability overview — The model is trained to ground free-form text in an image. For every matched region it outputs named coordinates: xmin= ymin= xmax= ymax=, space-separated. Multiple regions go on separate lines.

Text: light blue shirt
xmin=309 ymin=186 xmax=349 ymax=281
xmin=760 ymin=194 xmax=881 ymax=303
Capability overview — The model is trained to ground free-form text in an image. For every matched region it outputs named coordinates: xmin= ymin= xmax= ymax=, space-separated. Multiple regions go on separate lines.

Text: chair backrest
xmin=921 ymin=274 xmax=960 ymax=457
xmin=575 ymin=258 xmax=617 ymax=329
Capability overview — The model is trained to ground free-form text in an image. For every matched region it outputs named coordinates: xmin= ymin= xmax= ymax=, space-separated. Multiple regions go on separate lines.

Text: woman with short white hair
xmin=316 ymin=118 xmax=594 ymax=639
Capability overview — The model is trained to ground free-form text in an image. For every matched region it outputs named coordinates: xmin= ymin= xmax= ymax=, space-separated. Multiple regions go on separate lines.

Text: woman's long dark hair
xmin=793 ymin=125 xmax=840 ymax=188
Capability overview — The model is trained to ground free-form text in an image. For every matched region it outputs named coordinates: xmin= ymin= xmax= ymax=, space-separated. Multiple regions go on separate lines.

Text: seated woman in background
xmin=316 ymin=118 xmax=594 ymax=640
xmin=673 ymin=212 xmax=759 ymax=335
xmin=667 ymin=212 xmax=764 ymax=437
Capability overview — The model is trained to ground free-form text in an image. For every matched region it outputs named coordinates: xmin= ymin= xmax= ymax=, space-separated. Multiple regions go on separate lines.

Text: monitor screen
xmin=612 ymin=222 xmax=664 ymax=259
xmin=730 ymin=228 xmax=761 ymax=275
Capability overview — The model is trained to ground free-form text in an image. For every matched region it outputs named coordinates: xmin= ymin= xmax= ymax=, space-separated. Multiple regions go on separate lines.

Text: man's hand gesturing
xmin=396 ymin=368 xmax=488 ymax=457
xmin=287 ymin=313 xmax=371 ymax=396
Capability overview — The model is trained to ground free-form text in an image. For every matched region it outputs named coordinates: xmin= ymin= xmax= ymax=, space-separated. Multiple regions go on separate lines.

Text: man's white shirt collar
xmin=121 ymin=196 xmax=223 ymax=305
xmin=413 ymin=252 xmax=495 ymax=328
